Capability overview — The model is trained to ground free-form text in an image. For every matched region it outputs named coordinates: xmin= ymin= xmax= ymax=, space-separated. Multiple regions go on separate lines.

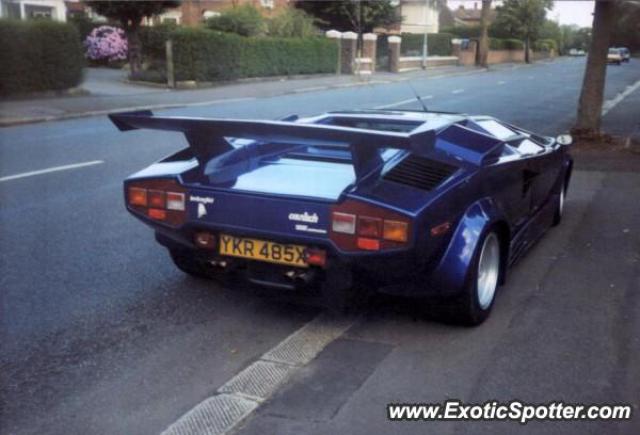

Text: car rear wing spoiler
xmin=109 ymin=110 xmax=436 ymax=179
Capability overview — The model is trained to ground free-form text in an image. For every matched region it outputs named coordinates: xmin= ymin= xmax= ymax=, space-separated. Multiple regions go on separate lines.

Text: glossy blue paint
xmin=429 ymin=198 xmax=505 ymax=295
xmin=114 ymin=109 xmax=572 ymax=296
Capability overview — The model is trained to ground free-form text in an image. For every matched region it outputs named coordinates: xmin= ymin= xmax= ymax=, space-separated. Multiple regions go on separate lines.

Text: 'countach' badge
xmin=288 ymin=212 xmax=319 ymax=224
xmin=289 ymin=211 xmax=326 ymax=234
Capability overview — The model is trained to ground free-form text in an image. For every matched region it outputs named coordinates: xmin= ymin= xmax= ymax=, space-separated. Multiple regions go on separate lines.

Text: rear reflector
xmin=332 ymin=212 xmax=356 ymax=235
xmin=128 ymin=187 xmax=147 ymax=207
xmin=166 ymin=192 xmax=185 ymax=211
xmin=358 ymin=216 xmax=382 ymax=238
xmin=357 ymin=237 xmax=380 ymax=251
xmin=148 ymin=208 xmax=166 ymax=220
xmin=194 ymin=232 xmax=216 ymax=249
xmin=430 ymin=221 xmax=451 ymax=236
xmin=383 ymin=220 xmax=408 ymax=242
xmin=148 ymin=190 xmax=165 ymax=209
xmin=305 ymin=249 xmax=327 ymax=267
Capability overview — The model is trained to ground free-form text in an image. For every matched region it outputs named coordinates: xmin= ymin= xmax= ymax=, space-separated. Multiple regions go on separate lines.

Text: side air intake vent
xmin=383 ymin=155 xmax=457 ymax=191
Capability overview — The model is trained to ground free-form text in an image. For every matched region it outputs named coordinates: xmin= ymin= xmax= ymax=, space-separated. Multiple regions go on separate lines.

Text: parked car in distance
xmin=608 ymin=48 xmax=623 ymax=65
xmin=110 ymin=109 xmax=573 ymax=326
xmin=619 ymin=47 xmax=631 ymax=62
xmin=569 ymin=48 xmax=586 ymax=56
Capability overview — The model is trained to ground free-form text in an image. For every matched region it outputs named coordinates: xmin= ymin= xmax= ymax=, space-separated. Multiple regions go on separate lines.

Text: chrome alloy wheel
xmin=477 ymin=233 xmax=500 ymax=310
xmin=559 ymin=186 xmax=565 ymax=217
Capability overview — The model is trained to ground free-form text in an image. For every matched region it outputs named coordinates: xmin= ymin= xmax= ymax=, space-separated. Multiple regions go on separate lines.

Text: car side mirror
xmin=556 ymin=134 xmax=573 ymax=146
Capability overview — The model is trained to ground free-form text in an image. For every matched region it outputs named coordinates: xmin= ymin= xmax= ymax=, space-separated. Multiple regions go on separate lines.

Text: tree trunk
xmin=574 ymin=0 xmax=617 ymax=135
xmin=524 ymin=35 xmax=530 ymax=63
xmin=127 ymin=24 xmax=142 ymax=76
xmin=478 ymin=0 xmax=492 ymax=67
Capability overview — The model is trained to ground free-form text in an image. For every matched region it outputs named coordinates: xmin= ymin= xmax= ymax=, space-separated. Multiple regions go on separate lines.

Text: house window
xmin=25 ymin=5 xmax=54 ymax=20
xmin=260 ymin=0 xmax=274 ymax=9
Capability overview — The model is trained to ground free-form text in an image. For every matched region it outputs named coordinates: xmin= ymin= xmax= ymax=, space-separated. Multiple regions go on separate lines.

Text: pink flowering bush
xmin=84 ymin=26 xmax=127 ymax=63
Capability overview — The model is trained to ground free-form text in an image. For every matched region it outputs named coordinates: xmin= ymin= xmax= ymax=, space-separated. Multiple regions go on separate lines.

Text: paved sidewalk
xmin=0 ymin=65 xmax=483 ymax=126
xmin=80 ymin=68 xmax=167 ymax=96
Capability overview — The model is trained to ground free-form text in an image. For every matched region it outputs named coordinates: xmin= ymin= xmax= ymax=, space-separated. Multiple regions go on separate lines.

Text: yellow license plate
xmin=219 ymin=234 xmax=308 ymax=268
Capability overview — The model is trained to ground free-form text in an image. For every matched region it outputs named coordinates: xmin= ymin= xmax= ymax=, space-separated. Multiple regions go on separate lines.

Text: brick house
xmin=157 ymin=0 xmax=291 ymax=26
xmin=452 ymin=2 xmax=496 ymax=27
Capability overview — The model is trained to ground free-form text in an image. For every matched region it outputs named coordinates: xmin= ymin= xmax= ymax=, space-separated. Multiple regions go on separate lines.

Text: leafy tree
xmin=559 ymin=25 xmax=592 ymax=52
xmin=267 ymin=8 xmax=318 ymax=38
xmin=539 ymin=19 xmax=561 ymax=52
xmin=574 ymin=0 xmax=617 ymax=136
xmin=88 ymin=1 xmax=180 ymax=75
xmin=295 ymin=0 xmax=401 ymax=34
xmin=478 ymin=0 xmax=492 ymax=67
xmin=493 ymin=0 xmax=553 ymax=63
xmin=572 ymin=27 xmax=592 ymax=50
xmin=610 ymin=0 xmax=640 ymax=51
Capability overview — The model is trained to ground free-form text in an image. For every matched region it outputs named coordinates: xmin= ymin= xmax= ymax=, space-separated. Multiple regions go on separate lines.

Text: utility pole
xmin=421 ymin=0 xmax=429 ymax=69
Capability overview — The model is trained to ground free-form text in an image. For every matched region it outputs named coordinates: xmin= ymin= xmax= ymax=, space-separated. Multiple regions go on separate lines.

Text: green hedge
xmin=504 ymin=38 xmax=524 ymax=50
xmin=171 ymin=28 xmax=338 ymax=81
xmin=534 ymin=38 xmax=557 ymax=52
xmin=440 ymin=26 xmax=481 ymax=39
xmin=490 ymin=38 xmax=524 ymax=50
xmin=0 ymin=20 xmax=84 ymax=96
xmin=140 ymin=23 xmax=177 ymax=62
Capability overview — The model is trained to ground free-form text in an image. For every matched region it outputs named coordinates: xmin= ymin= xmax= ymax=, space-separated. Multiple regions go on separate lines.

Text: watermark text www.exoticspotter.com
xmin=387 ymin=400 xmax=632 ymax=425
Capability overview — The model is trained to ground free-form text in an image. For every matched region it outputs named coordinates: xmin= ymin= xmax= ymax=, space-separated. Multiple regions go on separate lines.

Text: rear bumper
xmin=154 ymin=228 xmax=445 ymax=297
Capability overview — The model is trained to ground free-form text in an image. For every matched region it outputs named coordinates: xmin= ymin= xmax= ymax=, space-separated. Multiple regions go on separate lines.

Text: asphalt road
xmin=1 ymin=58 xmax=639 ymax=435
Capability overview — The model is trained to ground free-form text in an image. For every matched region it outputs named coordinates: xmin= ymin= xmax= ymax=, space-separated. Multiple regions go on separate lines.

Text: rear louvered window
xmin=383 ymin=155 xmax=457 ymax=191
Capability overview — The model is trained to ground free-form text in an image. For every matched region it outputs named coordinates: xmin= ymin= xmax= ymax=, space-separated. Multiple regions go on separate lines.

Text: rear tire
xmin=553 ymin=182 xmax=565 ymax=226
xmin=448 ymin=230 xmax=501 ymax=326
xmin=169 ymin=249 xmax=216 ymax=279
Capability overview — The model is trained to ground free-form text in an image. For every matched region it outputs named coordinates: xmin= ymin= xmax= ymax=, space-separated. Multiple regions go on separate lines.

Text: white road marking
xmin=162 ymin=313 xmax=357 ymax=435
xmin=374 ymin=95 xmax=432 ymax=109
xmin=0 ymin=160 xmax=104 ymax=182
xmin=601 ymin=79 xmax=640 ymax=116
xmin=174 ymin=97 xmax=257 ymax=108
xmin=498 ymin=81 xmax=506 ymax=85
xmin=452 ymin=89 xmax=465 ymax=94
xmin=294 ymin=86 xmax=328 ymax=93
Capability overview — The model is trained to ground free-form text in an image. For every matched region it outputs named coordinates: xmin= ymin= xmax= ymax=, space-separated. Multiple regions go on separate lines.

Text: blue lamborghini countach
xmin=110 ymin=109 xmax=573 ymax=325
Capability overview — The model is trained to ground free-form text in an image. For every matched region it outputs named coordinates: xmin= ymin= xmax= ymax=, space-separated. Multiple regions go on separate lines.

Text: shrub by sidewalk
xmin=0 ymin=20 xmax=84 ymax=96
xmin=171 ymin=28 xmax=338 ymax=82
